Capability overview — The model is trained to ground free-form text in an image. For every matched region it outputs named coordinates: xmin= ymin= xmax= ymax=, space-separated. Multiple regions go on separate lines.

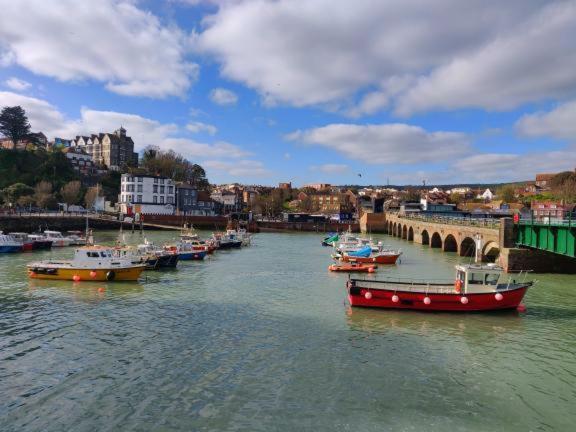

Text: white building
xmin=119 ymin=174 xmax=176 ymax=215
xmin=477 ymin=188 xmax=494 ymax=201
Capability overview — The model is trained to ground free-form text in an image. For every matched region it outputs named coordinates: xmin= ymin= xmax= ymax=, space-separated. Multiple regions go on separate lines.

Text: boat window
xmin=485 ymin=273 xmax=500 ymax=285
xmin=468 ymin=273 xmax=485 ymax=285
xmin=87 ymin=252 xmax=99 ymax=258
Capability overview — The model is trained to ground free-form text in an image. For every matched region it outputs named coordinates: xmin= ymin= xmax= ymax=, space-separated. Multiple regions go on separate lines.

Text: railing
xmin=393 ymin=212 xmax=500 ymax=229
xmin=519 ymin=218 xmax=573 ymax=227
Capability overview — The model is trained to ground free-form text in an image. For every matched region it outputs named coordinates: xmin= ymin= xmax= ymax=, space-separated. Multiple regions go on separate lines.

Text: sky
xmin=0 ymin=0 xmax=575 ymax=186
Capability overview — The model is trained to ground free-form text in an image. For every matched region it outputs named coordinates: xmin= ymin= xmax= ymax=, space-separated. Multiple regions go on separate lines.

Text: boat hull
xmin=342 ymin=254 xmax=401 ymax=264
xmin=28 ymin=266 xmax=145 ymax=282
xmin=157 ymin=254 xmax=179 ymax=268
xmin=330 ymin=264 xmax=377 ymax=273
xmin=347 ymin=283 xmax=529 ymax=312
xmin=178 ymin=251 xmax=207 ymax=260
xmin=218 ymin=241 xmax=242 ymax=249
xmin=0 ymin=245 xmax=22 ymax=253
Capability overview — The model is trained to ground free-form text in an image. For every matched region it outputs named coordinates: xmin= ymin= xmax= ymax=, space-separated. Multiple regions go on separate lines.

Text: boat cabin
xmin=45 ymin=230 xmax=66 ymax=239
xmin=455 ymin=264 xmax=503 ymax=293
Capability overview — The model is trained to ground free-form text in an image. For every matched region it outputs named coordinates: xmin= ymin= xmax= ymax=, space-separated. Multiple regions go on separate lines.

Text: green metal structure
xmin=517 ymin=218 xmax=576 ymax=258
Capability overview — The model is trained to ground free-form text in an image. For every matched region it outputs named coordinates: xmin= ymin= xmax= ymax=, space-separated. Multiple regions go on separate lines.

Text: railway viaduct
xmin=384 ymin=213 xmax=503 ymax=261
xmin=379 ymin=213 xmax=576 ymax=273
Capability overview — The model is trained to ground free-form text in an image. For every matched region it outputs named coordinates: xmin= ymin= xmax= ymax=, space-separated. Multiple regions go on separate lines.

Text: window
xmin=137 ymin=195 xmax=142 ymax=203
xmin=153 ymin=185 xmax=158 ymax=193
xmin=160 ymin=178 xmax=165 ymax=184
xmin=199 ymin=201 xmax=204 ymax=207
xmin=121 ymin=185 xmax=125 ymax=192
xmin=160 ymin=196 xmax=164 ymax=204
xmin=485 ymin=273 xmax=499 ymax=285
xmin=153 ymin=195 xmax=157 ymax=203
xmin=160 ymin=186 xmax=165 ymax=194
xmin=468 ymin=273 xmax=484 ymax=285
xmin=87 ymin=251 xmax=99 ymax=258
xmin=167 ymin=196 xmax=173 ymax=204
xmin=137 ymin=185 xmax=143 ymax=193
xmin=169 ymin=186 xmax=173 ymax=194
xmin=138 ymin=177 xmax=143 ymax=182
xmin=154 ymin=178 xmax=158 ymax=184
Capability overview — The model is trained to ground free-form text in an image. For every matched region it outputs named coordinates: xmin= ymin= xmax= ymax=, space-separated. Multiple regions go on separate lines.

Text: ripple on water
xmin=0 ymin=231 xmax=575 ymax=432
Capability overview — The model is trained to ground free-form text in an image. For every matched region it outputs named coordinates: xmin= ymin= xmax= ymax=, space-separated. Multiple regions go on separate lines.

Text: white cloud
xmin=203 ymin=159 xmax=270 ymax=177
xmin=196 ymin=0 xmax=559 ymax=113
xmin=287 ymin=123 xmax=470 ymax=164
xmin=396 ymin=2 xmax=576 ymax=115
xmin=453 ymin=151 xmax=576 ymax=183
xmin=516 ymin=100 xmax=576 ymax=141
xmin=209 ymin=87 xmax=238 ymax=105
xmin=310 ymin=164 xmax=349 ymax=174
xmin=0 ymin=91 xmax=73 ymax=137
xmin=4 ymin=77 xmax=32 ymax=91
xmin=0 ymin=91 xmax=250 ymax=163
xmin=186 ymin=121 xmax=218 ymax=135
xmin=0 ymin=0 xmax=197 ymax=98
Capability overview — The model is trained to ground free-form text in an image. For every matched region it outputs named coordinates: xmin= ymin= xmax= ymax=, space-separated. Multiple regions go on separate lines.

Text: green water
xmin=0 ymin=231 xmax=575 ymax=431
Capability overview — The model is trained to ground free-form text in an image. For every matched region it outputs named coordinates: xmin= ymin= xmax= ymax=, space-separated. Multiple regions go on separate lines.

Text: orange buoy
xmin=72 ymin=275 xmax=81 ymax=282
xmin=90 ymin=271 xmax=97 ymax=279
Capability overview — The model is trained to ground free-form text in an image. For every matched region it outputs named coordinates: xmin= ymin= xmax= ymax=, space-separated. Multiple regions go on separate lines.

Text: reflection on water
xmin=0 ymin=230 xmax=575 ymax=432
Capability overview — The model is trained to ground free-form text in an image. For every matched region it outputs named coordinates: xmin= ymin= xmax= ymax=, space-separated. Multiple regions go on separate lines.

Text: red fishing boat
xmin=330 ymin=263 xmax=377 ymax=273
xmin=341 ymin=251 xmax=402 ymax=265
xmin=347 ymin=264 xmax=533 ymax=312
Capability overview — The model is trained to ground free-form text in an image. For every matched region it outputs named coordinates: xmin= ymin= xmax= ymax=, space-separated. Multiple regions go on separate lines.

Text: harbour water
xmin=1 ymin=231 xmax=575 ymax=431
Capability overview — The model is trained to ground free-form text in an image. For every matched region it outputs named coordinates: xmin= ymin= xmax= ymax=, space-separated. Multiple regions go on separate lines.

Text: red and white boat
xmin=347 ymin=264 xmax=533 ymax=312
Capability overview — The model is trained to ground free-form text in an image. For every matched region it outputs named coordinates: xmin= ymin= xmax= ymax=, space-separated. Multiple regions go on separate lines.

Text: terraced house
xmin=74 ymin=127 xmax=138 ymax=170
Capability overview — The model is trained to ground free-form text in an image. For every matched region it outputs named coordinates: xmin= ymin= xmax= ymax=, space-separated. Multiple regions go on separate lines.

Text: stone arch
xmin=387 ymin=221 xmax=393 ymax=234
xmin=460 ymin=237 xmax=476 ymax=257
xmin=396 ymin=224 xmax=402 ymax=238
xmin=421 ymin=230 xmax=430 ymax=246
xmin=482 ymin=241 xmax=500 ymax=262
xmin=443 ymin=234 xmax=458 ymax=252
xmin=430 ymin=232 xmax=442 ymax=248
xmin=408 ymin=226 xmax=414 ymax=241
xmin=402 ymin=225 xmax=408 ymax=239
xmin=392 ymin=222 xmax=397 ymax=236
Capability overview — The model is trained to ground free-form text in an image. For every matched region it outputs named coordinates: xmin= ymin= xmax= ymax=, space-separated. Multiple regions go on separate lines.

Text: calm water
xmin=0 ymin=230 xmax=575 ymax=432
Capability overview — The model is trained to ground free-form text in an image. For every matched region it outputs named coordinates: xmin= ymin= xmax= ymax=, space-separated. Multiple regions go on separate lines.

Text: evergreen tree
xmin=0 ymin=106 xmax=31 ymax=145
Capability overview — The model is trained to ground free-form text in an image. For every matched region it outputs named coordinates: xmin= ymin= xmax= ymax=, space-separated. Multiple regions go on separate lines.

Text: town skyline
xmin=1 ymin=0 xmax=576 ymax=185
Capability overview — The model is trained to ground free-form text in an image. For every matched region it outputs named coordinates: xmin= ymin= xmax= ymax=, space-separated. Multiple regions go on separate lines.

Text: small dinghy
xmin=329 ymin=263 xmax=377 ymax=273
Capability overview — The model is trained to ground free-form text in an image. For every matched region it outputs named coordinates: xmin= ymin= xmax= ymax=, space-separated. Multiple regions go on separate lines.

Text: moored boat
xmin=137 ymin=240 xmax=179 ymax=269
xmin=0 ymin=232 xmax=23 ymax=253
xmin=347 ymin=264 xmax=532 ymax=312
xmin=27 ymin=234 xmax=53 ymax=250
xmin=329 ymin=263 xmax=377 ymax=273
xmin=9 ymin=232 xmax=34 ymax=251
xmin=44 ymin=230 xmax=72 ymax=247
xmin=27 ymin=246 xmax=146 ymax=281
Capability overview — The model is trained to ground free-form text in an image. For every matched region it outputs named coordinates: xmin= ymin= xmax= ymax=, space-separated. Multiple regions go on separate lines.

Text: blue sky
xmin=1 ymin=0 xmax=575 ymax=186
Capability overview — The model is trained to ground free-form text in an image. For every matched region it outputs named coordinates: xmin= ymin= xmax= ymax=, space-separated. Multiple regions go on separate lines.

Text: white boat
xmin=66 ymin=231 xmax=87 ymax=246
xmin=0 ymin=232 xmax=22 ymax=253
xmin=44 ymin=230 xmax=72 ymax=247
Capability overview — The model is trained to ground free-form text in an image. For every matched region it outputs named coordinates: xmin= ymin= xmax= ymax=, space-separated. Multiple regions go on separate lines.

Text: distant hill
xmin=338 ymin=181 xmax=529 ymax=190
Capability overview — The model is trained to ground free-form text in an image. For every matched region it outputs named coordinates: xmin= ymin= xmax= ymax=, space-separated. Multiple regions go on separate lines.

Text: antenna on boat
xmin=473 ymin=233 xmax=482 ymax=264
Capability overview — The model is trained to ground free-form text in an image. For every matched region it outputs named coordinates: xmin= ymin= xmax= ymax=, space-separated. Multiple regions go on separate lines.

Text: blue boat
xmin=0 ymin=233 xmax=23 ymax=253
xmin=178 ymin=250 xmax=207 ymax=261
xmin=346 ymin=246 xmax=372 ymax=258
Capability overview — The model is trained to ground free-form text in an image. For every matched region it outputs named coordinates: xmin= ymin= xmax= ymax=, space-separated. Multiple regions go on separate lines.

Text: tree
xmin=84 ymin=186 xmax=102 ymax=209
xmin=2 ymin=182 xmax=34 ymax=206
xmin=0 ymin=106 xmax=31 ymax=146
xmin=497 ymin=185 xmax=516 ymax=203
xmin=34 ymin=181 xmax=57 ymax=209
xmin=140 ymin=146 xmax=209 ymax=189
xmin=60 ymin=180 xmax=82 ymax=207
